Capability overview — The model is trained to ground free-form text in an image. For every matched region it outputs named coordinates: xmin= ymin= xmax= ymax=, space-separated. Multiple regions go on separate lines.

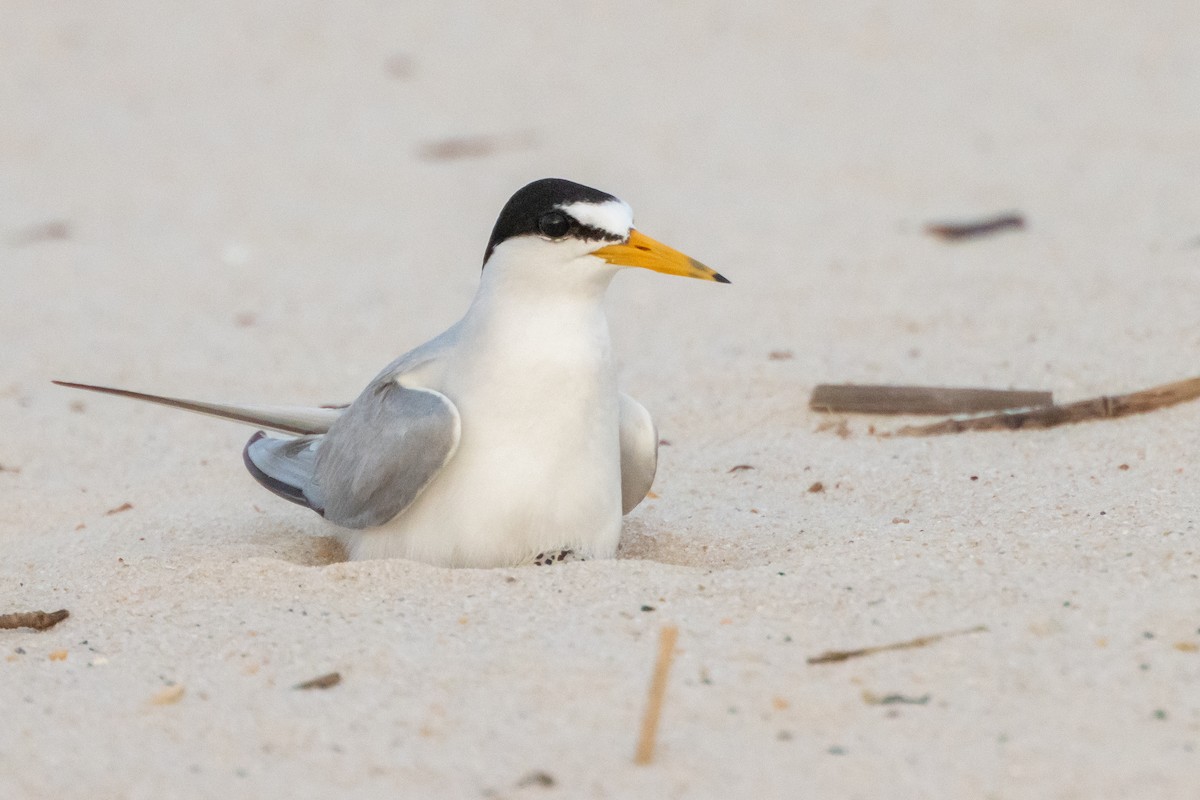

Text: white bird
xmin=56 ymin=178 xmax=728 ymax=567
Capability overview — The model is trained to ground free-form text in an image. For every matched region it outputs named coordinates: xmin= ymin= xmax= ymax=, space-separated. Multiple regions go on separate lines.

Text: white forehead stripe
xmin=558 ymin=199 xmax=633 ymax=239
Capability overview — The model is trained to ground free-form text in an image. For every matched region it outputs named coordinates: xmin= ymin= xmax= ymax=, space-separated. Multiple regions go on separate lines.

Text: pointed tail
xmin=52 ymin=380 xmax=344 ymax=435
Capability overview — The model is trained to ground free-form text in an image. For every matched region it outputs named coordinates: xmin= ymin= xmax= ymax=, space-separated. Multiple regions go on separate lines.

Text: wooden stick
xmin=294 ymin=671 xmax=342 ymax=690
xmin=810 ymin=384 xmax=1052 ymax=415
xmin=0 ymin=609 xmax=70 ymax=631
xmin=808 ymin=625 xmax=987 ymax=665
xmin=633 ymin=625 xmax=680 ymax=765
xmin=894 ymin=376 xmax=1200 ymax=436
xmin=925 ymin=213 xmax=1024 ymax=240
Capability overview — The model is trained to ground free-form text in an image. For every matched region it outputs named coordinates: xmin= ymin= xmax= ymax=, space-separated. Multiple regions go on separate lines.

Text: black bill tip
xmin=713 ymin=272 xmax=731 ymax=284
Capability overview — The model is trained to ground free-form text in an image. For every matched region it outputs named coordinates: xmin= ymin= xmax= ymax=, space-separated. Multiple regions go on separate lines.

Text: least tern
xmin=56 ymin=178 xmax=728 ymax=567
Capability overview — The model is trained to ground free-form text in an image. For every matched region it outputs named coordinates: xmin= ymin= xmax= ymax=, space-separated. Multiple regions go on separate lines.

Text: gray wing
xmin=618 ymin=393 xmax=658 ymax=514
xmin=244 ymin=379 xmax=460 ymax=528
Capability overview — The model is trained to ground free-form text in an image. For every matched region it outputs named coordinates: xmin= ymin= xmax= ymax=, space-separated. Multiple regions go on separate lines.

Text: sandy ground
xmin=3 ymin=2 xmax=1199 ymax=798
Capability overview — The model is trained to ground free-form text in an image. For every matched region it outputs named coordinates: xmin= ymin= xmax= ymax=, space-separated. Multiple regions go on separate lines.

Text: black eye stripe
xmin=537 ymin=214 xmax=624 ymax=245
xmin=483 ymin=179 xmax=628 ymax=266
xmin=572 ymin=223 xmax=624 ymax=244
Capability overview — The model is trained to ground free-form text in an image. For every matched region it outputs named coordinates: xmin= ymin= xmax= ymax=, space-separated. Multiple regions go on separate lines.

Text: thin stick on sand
xmin=0 ymin=609 xmax=70 ymax=631
xmin=894 ymin=376 xmax=1200 ymax=436
xmin=294 ymin=671 xmax=342 ymax=690
xmin=807 ymin=625 xmax=987 ymax=665
xmin=925 ymin=213 xmax=1025 ymax=240
xmin=633 ymin=625 xmax=680 ymax=765
xmin=810 ymin=384 xmax=1051 ymax=415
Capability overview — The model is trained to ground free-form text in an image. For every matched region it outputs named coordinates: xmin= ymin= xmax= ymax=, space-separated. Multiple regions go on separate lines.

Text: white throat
xmin=477 ymin=236 xmax=620 ymax=305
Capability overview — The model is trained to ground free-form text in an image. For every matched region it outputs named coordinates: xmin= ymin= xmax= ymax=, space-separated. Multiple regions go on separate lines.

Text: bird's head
xmin=481 ymin=178 xmax=728 ymax=289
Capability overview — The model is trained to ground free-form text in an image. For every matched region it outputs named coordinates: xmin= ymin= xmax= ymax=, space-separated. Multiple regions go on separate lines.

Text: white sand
xmin=3 ymin=2 xmax=1199 ymax=797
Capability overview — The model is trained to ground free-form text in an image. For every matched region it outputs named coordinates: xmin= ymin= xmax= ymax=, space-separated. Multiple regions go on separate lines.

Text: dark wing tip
xmin=242 ymin=431 xmax=322 ymax=513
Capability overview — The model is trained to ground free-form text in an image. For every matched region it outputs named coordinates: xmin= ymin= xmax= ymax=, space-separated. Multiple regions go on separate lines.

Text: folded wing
xmin=244 ymin=380 xmax=461 ymax=529
xmin=618 ymin=393 xmax=658 ymax=514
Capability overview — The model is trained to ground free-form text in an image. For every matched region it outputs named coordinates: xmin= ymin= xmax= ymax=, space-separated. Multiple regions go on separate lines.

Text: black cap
xmin=483 ymin=178 xmax=625 ymax=265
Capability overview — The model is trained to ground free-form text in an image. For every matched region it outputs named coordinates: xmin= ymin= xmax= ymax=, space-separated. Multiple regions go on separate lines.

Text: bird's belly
xmin=346 ymin=386 xmax=623 ymax=567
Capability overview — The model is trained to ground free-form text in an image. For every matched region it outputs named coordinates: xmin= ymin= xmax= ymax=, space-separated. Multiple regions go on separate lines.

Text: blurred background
xmin=6 ymin=2 xmax=1198 ymax=401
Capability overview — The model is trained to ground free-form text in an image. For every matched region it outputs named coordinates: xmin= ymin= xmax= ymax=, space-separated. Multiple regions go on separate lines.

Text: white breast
xmin=341 ymin=287 xmax=624 ymax=566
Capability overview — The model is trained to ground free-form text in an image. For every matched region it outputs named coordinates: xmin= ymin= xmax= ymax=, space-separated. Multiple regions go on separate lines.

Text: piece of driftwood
xmin=0 ymin=609 xmax=70 ymax=631
xmin=633 ymin=625 xmax=680 ymax=765
xmin=808 ymin=625 xmax=987 ymax=665
xmin=810 ymin=384 xmax=1052 ymax=415
xmin=861 ymin=691 xmax=931 ymax=706
xmin=925 ymin=213 xmax=1025 ymax=240
xmin=894 ymin=376 xmax=1200 ymax=436
xmin=294 ymin=671 xmax=342 ymax=690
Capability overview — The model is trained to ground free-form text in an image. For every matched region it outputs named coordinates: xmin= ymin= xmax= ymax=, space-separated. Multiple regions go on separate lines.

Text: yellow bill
xmin=593 ymin=229 xmax=729 ymax=283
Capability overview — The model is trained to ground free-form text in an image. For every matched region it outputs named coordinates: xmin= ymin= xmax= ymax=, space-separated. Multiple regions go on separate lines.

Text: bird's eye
xmin=538 ymin=211 xmax=570 ymax=239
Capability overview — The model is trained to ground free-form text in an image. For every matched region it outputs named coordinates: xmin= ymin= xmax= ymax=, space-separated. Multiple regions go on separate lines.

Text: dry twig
xmin=807 ymin=624 xmax=986 ymax=665
xmin=925 ymin=213 xmax=1024 ymax=240
xmin=0 ymin=609 xmax=70 ymax=631
xmin=861 ymin=691 xmax=931 ymax=705
xmin=633 ymin=625 xmax=680 ymax=765
xmin=294 ymin=671 xmax=342 ymax=690
xmin=811 ymin=384 xmax=1051 ymax=415
xmin=894 ymin=376 xmax=1200 ymax=436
